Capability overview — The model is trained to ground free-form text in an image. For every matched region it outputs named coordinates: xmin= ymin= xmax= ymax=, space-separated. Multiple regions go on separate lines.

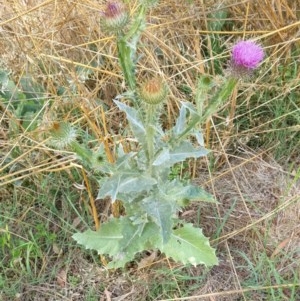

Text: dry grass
xmin=0 ymin=0 xmax=300 ymax=300
xmin=192 ymin=152 xmax=300 ymax=300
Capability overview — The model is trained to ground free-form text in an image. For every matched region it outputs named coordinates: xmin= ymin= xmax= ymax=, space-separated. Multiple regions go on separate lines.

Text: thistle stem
xmin=70 ymin=141 xmax=93 ymax=166
xmin=116 ymin=4 xmax=146 ymax=92
xmin=117 ymin=38 xmax=136 ymax=90
xmin=172 ymin=77 xmax=238 ymax=144
xmin=201 ymin=77 xmax=237 ymax=121
xmin=145 ymin=104 xmax=157 ymax=174
xmin=195 ymin=75 xmax=211 ymax=118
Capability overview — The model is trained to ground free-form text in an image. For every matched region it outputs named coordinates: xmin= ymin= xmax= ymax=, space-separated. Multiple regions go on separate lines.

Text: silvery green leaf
xmin=181 ymin=101 xmax=199 ymax=117
xmin=116 ymin=143 xmax=126 ymax=157
xmin=159 ymin=180 xmax=215 ymax=205
xmin=114 ymin=91 xmax=135 ymax=102
xmin=152 ymin=148 xmax=170 ymax=166
xmin=114 ymin=151 xmax=137 ymax=170
xmin=109 ymin=219 xmax=162 ymax=269
xmin=142 ymin=196 xmax=174 ymax=244
xmin=97 ymin=172 xmax=157 ymax=202
xmin=97 ymin=175 xmax=119 ymax=202
xmin=158 ymin=179 xmax=186 ymax=199
xmin=194 ymin=131 xmax=205 ymax=147
xmin=173 ymin=104 xmax=187 ymax=135
xmin=169 ymin=141 xmax=209 ymax=164
xmin=114 ymin=100 xmax=146 ymax=144
xmin=184 ymin=185 xmax=215 ymax=203
xmin=72 ymin=218 xmax=122 ymax=256
xmin=117 ymin=173 xmax=157 ymax=193
xmin=130 ymin=214 xmax=148 ymax=224
xmin=0 ymin=69 xmax=26 ymax=101
xmin=20 ymin=74 xmax=46 ymax=101
xmin=173 ymin=102 xmax=200 ymax=137
xmin=73 ymin=217 xmax=162 ymax=269
xmin=162 ymin=223 xmax=218 ymax=267
xmin=154 ymin=123 xmax=165 ymax=138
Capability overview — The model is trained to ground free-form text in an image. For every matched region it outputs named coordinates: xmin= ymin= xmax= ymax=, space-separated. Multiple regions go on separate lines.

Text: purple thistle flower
xmin=104 ymin=2 xmax=121 ymax=18
xmin=101 ymin=1 xmax=129 ymax=33
xmin=232 ymin=40 xmax=264 ymax=70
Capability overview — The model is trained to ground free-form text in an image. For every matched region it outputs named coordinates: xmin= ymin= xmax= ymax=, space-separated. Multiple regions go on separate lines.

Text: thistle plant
xmin=48 ymin=1 xmax=265 ymax=268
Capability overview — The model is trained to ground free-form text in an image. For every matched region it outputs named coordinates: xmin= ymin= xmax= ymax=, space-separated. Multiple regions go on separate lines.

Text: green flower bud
xmin=48 ymin=122 xmax=77 ymax=149
xmin=139 ymin=77 xmax=168 ymax=105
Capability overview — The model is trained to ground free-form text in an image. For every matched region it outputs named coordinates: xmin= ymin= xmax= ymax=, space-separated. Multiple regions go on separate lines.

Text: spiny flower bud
xmin=139 ymin=77 xmax=168 ymax=105
xmin=48 ymin=122 xmax=77 ymax=149
xmin=230 ymin=40 xmax=264 ymax=77
xmin=101 ymin=1 xmax=129 ymax=33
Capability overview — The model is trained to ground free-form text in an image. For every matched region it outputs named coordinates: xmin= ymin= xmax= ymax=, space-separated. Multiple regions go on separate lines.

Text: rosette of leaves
xmin=73 ymin=99 xmax=218 ymax=268
xmin=0 ymin=69 xmax=46 ymax=133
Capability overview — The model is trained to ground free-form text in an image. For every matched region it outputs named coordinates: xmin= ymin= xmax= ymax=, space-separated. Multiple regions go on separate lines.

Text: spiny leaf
xmin=98 ymin=172 xmax=157 ymax=202
xmin=181 ymin=101 xmax=199 ymax=117
xmin=183 ymin=184 xmax=216 ymax=203
xmin=194 ymin=131 xmax=205 ymax=147
xmin=72 ymin=218 xmax=122 ymax=255
xmin=152 ymin=148 xmax=170 ymax=166
xmin=153 ymin=142 xmax=209 ymax=168
xmin=73 ymin=218 xmax=162 ymax=269
xmin=0 ymin=69 xmax=26 ymax=102
xmin=173 ymin=104 xmax=187 ymax=135
xmin=142 ymin=196 xmax=174 ymax=243
xmin=108 ymin=219 xmax=162 ymax=269
xmin=162 ymin=223 xmax=218 ymax=267
xmin=159 ymin=180 xmax=216 ymax=205
xmin=114 ymin=100 xmax=146 ymax=144
xmin=169 ymin=141 xmax=209 ymax=164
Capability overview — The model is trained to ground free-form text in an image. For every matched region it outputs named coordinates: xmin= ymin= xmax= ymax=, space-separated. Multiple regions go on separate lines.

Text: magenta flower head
xmin=230 ymin=40 xmax=264 ymax=77
xmin=101 ymin=1 xmax=129 ymax=33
